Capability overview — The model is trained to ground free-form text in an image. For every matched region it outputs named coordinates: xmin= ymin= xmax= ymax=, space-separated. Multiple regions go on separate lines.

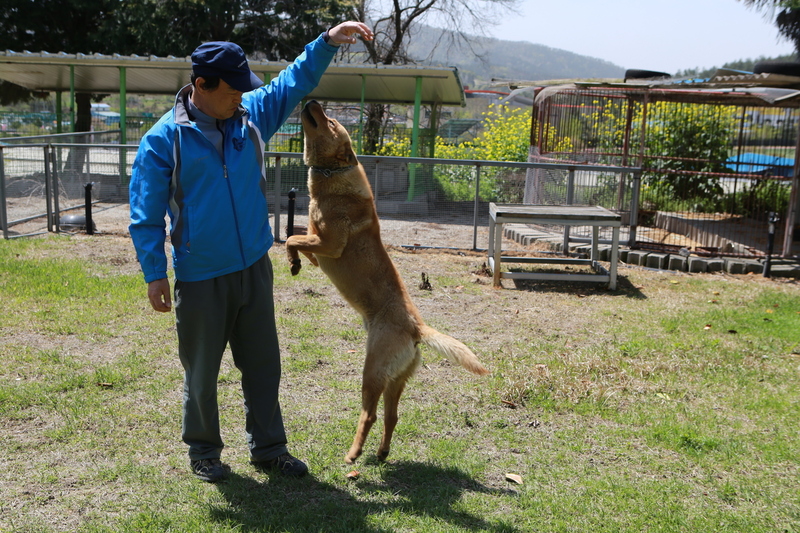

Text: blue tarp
xmin=726 ymin=152 xmax=794 ymax=177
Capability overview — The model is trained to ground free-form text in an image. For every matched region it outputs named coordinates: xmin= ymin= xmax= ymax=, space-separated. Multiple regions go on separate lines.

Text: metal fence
xmin=0 ymin=141 xmax=133 ymax=238
xmin=266 ymin=152 xmax=638 ymax=251
xmin=1 ymin=141 xmax=639 ymax=252
xmin=531 ymin=86 xmax=798 ymax=257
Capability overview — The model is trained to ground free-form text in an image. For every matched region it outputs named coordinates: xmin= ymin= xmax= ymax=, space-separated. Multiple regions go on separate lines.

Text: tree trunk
xmin=363 ymin=103 xmax=387 ymax=155
xmin=61 ymin=93 xmax=94 ymax=199
xmin=64 ymin=93 xmax=93 ymax=174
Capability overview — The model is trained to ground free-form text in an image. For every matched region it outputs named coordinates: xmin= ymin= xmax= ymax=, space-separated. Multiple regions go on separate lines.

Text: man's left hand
xmin=328 ymin=21 xmax=374 ymax=45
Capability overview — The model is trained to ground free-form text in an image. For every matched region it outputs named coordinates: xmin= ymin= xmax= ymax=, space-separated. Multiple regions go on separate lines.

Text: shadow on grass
xmin=212 ymin=461 xmax=519 ymax=532
xmin=511 ymin=274 xmax=646 ymax=299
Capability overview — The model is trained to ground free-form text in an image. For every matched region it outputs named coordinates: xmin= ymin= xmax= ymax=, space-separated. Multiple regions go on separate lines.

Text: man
xmin=129 ymin=21 xmax=374 ymax=482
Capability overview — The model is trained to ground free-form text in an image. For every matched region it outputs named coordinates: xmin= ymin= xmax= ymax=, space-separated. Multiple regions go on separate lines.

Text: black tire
xmin=624 ymin=69 xmax=671 ymax=81
xmin=753 ymin=61 xmax=800 ymax=76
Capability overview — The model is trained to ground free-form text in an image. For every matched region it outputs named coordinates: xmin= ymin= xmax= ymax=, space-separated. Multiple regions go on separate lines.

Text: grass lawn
xmin=1 ymin=234 xmax=799 ymax=532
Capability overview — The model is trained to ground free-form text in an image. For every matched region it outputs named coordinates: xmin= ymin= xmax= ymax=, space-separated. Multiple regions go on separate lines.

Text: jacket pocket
xmin=176 ymin=205 xmax=191 ymax=253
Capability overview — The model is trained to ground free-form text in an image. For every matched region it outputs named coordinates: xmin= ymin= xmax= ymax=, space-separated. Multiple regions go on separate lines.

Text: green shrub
xmin=398 ymin=104 xmax=573 ymax=202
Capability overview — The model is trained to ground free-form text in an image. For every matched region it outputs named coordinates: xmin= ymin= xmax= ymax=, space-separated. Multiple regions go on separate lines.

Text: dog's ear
xmin=338 ymin=141 xmax=358 ymax=166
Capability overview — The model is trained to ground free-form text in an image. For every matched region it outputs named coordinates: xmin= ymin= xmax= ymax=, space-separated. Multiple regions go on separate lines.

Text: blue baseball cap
xmin=191 ymin=41 xmax=262 ymax=93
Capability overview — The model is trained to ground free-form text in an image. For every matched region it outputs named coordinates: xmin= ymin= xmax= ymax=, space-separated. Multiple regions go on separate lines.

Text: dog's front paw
xmin=290 ymin=258 xmax=302 ymax=276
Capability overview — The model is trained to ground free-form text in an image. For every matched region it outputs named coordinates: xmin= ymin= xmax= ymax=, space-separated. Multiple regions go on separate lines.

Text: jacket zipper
xmin=217 ymin=120 xmax=247 ymax=269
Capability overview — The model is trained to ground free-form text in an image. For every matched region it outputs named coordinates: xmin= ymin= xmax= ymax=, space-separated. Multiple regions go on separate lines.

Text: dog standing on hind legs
xmin=285 ymin=100 xmax=489 ymax=464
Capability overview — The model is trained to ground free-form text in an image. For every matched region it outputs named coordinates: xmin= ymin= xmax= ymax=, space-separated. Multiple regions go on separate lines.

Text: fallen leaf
xmin=501 ymin=400 xmax=518 ymax=409
xmin=708 ymin=300 xmax=718 ymax=303
xmin=712 ymin=291 xmax=720 ymax=295
xmin=97 ymin=382 xmax=113 ymax=388
xmin=345 ymin=470 xmax=360 ymax=480
xmin=669 ymin=280 xmax=679 ymax=284
xmin=505 ymin=473 xmax=523 ymax=485
xmin=655 ymin=392 xmax=671 ymax=400
xmin=727 ymin=329 xmax=738 ymax=334
xmin=765 ymin=309 xmax=774 ymax=314
xmin=703 ymin=324 xmax=712 ymax=330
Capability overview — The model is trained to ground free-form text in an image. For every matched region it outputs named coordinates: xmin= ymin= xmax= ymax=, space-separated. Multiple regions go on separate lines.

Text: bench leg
xmin=609 ymin=226 xmax=619 ymax=290
xmin=491 ymin=219 xmax=503 ymax=287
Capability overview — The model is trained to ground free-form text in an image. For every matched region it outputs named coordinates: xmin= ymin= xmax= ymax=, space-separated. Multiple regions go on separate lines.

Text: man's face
xmin=191 ymin=78 xmax=244 ymax=120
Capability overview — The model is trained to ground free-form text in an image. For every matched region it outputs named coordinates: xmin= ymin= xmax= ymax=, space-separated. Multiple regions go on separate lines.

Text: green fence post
xmin=56 ymin=92 xmax=63 ymax=134
xmin=119 ymin=66 xmax=128 ymax=185
xmin=69 ymin=66 xmax=75 ymax=133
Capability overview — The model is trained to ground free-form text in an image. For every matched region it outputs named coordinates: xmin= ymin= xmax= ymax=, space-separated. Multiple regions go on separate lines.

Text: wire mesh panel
xmin=370 ymin=157 xmax=487 ymax=250
xmin=265 ymin=153 xmax=635 ymax=251
xmin=0 ymin=145 xmax=50 ymax=235
xmin=523 ymin=164 xmax=636 ymax=243
xmin=0 ymin=142 xmax=137 ymax=238
xmin=2 ymin=142 xmax=636 ymax=250
xmin=0 ymin=130 xmax=122 ymax=146
xmin=51 ymin=144 xmax=135 ymax=209
xmin=532 ymin=85 xmax=800 ymax=257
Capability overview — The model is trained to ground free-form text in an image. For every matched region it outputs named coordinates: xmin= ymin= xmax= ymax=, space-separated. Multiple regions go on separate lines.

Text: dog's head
xmin=301 ymin=100 xmax=358 ymax=169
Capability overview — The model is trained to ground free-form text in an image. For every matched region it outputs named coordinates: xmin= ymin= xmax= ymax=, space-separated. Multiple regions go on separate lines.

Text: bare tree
xmin=342 ymin=0 xmax=520 ymax=153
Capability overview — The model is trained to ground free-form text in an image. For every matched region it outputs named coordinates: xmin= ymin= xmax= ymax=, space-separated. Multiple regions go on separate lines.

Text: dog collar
xmin=310 ymin=165 xmax=355 ymax=177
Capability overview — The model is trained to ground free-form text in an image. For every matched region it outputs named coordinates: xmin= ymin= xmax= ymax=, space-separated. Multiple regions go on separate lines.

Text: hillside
xmin=406 ymin=25 xmax=625 ymax=88
xmin=676 ymin=54 xmax=797 ymax=78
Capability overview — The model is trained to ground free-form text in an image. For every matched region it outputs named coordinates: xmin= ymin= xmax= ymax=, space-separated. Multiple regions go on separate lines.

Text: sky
xmin=484 ymin=0 xmax=795 ymax=73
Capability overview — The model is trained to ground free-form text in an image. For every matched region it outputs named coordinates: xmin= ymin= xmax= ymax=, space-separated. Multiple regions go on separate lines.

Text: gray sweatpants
xmin=174 ymin=253 xmax=288 ymax=462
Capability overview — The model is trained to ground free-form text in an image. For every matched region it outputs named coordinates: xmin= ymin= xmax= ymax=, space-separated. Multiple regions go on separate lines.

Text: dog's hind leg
xmin=345 ymin=328 xmax=385 ymax=464
xmin=376 ymin=343 xmax=419 ymax=461
xmin=376 ymin=374 xmax=407 ymax=461
xmin=345 ymin=373 xmax=383 ymax=464
xmin=346 ymin=326 xmax=419 ymax=464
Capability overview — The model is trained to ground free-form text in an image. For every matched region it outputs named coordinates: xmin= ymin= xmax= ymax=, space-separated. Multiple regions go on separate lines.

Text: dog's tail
xmin=419 ymin=325 xmax=489 ymax=376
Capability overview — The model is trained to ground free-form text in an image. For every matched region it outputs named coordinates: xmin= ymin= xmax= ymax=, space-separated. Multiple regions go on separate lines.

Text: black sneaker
xmin=251 ymin=453 xmax=308 ymax=477
xmin=190 ymin=458 xmax=231 ymax=482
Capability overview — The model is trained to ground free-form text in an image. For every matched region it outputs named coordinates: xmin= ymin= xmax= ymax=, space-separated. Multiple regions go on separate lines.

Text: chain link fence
xmin=266 ymin=152 xmax=637 ymax=251
xmin=531 ymin=86 xmax=799 ymax=257
xmin=1 ymin=140 xmax=638 ymax=252
xmin=0 ymin=140 xmax=134 ymax=238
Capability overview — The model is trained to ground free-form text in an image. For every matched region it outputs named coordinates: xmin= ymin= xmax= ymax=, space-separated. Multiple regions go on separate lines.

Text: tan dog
xmin=285 ymin=100 xmax=489 ymax=464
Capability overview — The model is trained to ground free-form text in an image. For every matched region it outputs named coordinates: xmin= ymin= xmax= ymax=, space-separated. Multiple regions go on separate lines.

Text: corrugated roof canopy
xmin=494 ymin=70 xmax=800 ymax=108
xmin=530 ymin=83 xmax=800 ymax=109
xmin=0 ymin=50 xmax=465 ymax=106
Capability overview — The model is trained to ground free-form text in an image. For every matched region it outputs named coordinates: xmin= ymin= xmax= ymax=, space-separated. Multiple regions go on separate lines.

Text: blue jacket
xmin=130 ymin=34 xmax=337 ymax=283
